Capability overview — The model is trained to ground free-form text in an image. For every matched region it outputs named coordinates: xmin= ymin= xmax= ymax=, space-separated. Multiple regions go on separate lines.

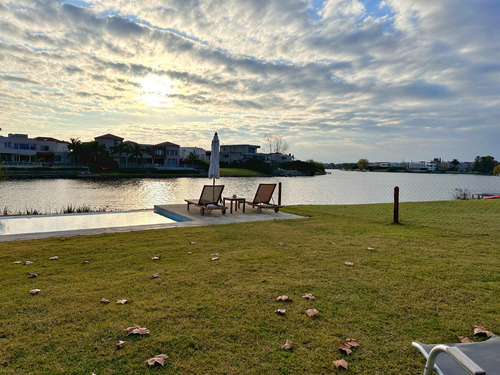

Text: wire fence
xmin=0 ymin=170 xmax=499 ymax=234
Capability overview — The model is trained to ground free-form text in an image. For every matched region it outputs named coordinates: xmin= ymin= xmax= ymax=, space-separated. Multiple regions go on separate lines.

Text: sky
xmin=0 ymin=0 xmax=499 ymax=163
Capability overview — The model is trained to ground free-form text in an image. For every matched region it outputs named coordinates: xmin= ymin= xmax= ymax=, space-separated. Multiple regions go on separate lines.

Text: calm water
xmin=1 ymin=170 xmax=499 ymax=212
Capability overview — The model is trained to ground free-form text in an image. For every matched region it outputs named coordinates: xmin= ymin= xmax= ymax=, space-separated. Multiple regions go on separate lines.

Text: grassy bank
xmin=1 ymin=201 xmax=499 ymax=374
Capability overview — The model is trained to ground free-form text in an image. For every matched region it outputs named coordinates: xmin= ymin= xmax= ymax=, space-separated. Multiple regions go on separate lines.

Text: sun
xmin=137 ymin=75 xmax=177 ymax=107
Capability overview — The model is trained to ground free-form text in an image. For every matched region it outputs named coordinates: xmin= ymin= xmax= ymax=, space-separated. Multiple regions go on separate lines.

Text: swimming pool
xmin=0 ymin=209 xmax=190 ymax=236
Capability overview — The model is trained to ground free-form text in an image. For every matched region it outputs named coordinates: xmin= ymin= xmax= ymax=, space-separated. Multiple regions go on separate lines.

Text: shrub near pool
xmin=0 ymin=200 xmax=499 ymax=374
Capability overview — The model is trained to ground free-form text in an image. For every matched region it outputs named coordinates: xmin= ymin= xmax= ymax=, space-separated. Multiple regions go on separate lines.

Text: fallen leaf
xmin=116 ymin=340 xmax=126 ymax=348
xmin=117 ymin=299 xmax=129 ymax=305
xmin=336 ymin=342 xmax=352 ymax=355
xmin=305 ymin=308 xmax=319 ymax=317
xmin=100 ymin=298 xmax=110 ymax=304
xmin=187 ymin=252 xmax=192 ymax=255
xmin=333 ymin=359 xmax=349 ymax=370
xmin=49 ymin=256 xmax=58 ymax=260
xmin=190 ymin=241 xmax=196 ymax=245
xmin=211 ymin=253 xmax=219 ymax=256
xmin=28 ymin=272 xmax=38 ymax=278
xmin=29 ymin=289 xmax=41 ymax=295
xmin=125 ymin=325 xmax=150 ymax=336
xmin=83 ymin=260 xmax=90 ymax=264
xmin=458 ymin=335 xmax=473 ymax=343
xmin=282 ymin=339 xmax=293 ymax=350
xmin=146 ymin=354 xmax=169 ymax=367
xmin=472 ymin=325 xmax=494 ymax=337
xmin=302 ymin=293 xmax=316 ymax=300
xmin=346 ymin=338 xmax=359 ymax=347
xmin=13 ymin=260 xmax=22 ymax=264
xmin=275 ymin=309 xmax=286 ymax=315
xmin=211 ymin=257 xmax=219 ymax=261
xmin=276 ymin=295 xmax=292 ymax=302
xmin=278 ymin=242 xmax=285 ymax=246
xmin=367 ymin=247 xmax=375 ymax=251
xmin=151 ymin=256 xmax=160 ymax=260
xmin=25 ymin=261 xmax=33 ymax=265
xmin=330 ymin=242 xmax=336 ymax=245
xmin=344 ymin=262 xmax=354 ymax=267
xmin=151 ymin=273 xmax=159 ymax=278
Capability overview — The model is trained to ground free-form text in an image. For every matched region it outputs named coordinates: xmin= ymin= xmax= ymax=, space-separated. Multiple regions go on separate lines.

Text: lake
xmin=1 ymin=170 xmax=499 ymax=213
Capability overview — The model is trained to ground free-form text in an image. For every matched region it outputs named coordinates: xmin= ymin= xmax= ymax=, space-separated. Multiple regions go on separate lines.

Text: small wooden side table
xmin=223 ymin=197 xmax=246 ymax=214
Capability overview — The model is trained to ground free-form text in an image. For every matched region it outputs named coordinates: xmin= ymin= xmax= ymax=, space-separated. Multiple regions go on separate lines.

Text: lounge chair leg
xmin=200 ymin=208 xmax=204 ymax=216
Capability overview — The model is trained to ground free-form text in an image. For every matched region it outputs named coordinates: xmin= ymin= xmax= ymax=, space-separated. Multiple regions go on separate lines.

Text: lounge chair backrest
xmin=252 ymin=183 xmax=276 ymax=204
xmin=198 ymin=185 xmax=224 ymax=205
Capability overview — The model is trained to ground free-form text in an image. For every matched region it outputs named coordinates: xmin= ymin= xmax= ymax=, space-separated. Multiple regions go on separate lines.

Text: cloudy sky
xmin=1 ymin=0 xmax=499 ymax=162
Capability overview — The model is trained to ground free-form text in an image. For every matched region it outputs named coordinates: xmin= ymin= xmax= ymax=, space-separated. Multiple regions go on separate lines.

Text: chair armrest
xmin=414 ymin=343 xmax=486 ymax=375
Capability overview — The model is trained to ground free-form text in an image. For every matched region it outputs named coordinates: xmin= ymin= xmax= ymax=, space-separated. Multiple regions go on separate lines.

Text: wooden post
xmin=393 ymin=186 xmax=399 ymax=224
xmin=278 ymin=182 xmax=282 ymax=206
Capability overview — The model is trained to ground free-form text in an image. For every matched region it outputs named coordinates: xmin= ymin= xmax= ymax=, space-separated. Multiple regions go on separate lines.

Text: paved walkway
xmin=0 ymin=204 xmax=303 ymax=242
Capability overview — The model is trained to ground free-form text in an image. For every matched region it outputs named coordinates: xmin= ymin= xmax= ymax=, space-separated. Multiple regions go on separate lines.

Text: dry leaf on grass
xmin=100 ymin=298 xmax=110 ymax=304
xmin=187 ymin=252 xmax=192 ymax=255
xmin=151 ymin=256 xmax=160 ymax=261
xmin=125 ymin=325 xmax=150 ymax=336
xmin=190 ymin=241 xmax=196 ymax=245
xmin=276 ymin=295 xmax=292 ymax=302
xmin=302 ymin=293 xmax=316 ymax=300
xmin=151 ymin=273 xmax=159 ymax=278
xmin=305 ymin=308 xmax=319 ymax=317
xmin=28 ymin=272 xmax=38 ymax=278
xmin=49 ymin=256 xmax=58 ymax=260
xmin=333 ymin=359 xmax=349 ymax=370
xmin=367 ymin=247 xmax=375 ymax=251
xmin=29 ymin=289 xmax=40 ymax=295
xmin=117 ymin=299 xmax=129 ymax=305
xmin=25 ymin=261 xmax=33 ymax=265
xmin=344 ymin=262 xmax=354 ymax=267
xmin=278 ymin=242 xmax=285 ymax=246
xmin=346 ymin=338 xmax=359 ymax=347
xmin=275 ymin=309 xmax=286 ymax=315
xmin=336 ymin=342 xmax=352 ymax=355
xmin=116 ymin=340 xmax=126 ymax=348
xmin=211 ymin=253 xmax=219 ymax=256
xmin=458 ymin=335 xmax=473 ymax=343
xmin=146 ymin=354 xmax=169 ymax=366
xmin=472 ymin=325 xmax=494 ymax=337
xmin=13 ymin=260 xmax=22 ymax=264
xmin=83 ymin=260 xmax=90 ymax=264
xmin=282 ymin=339 xmax=293 ymax=350
xmin=211 ymin=257 xmax=219 ymax=261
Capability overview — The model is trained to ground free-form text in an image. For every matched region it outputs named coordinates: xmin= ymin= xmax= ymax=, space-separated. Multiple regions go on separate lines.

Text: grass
xmin=220 ymin=168 xmax=267 ymax=176
xmin=0 ymin=200 xmax=499 ymax=374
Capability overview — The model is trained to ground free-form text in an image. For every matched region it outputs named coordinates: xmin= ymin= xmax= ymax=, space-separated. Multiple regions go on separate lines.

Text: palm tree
xmin=110 ymin=142 xmax=135 ymax=167
xmin=67 ymin=138 xmax=83 ymax=164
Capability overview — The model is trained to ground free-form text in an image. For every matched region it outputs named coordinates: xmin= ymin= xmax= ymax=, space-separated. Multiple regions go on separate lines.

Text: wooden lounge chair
xmin=185 ymin=185 xmax=227 ymax=216
xmin=246 ymin=183 xmax=284 ymax=213
xmin=412 ymin=335 xmax=500 ymax=375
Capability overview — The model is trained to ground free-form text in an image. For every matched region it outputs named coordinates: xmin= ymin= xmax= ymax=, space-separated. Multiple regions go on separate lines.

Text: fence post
xmin=393 ymin=186 xmax=399 ymax=224
xmin=278 ymin=182 xmax=282 ymax=206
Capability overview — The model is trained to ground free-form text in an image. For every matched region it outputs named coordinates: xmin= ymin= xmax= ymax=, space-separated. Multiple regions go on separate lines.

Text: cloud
xmin=0 ymin=0 xmax=498 ymax=162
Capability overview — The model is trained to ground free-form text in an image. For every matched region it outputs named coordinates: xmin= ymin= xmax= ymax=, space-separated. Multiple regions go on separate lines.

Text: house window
xmin=19 ymin=143 xmax=30 ymax=150
xmin=155 ymin=149 xmax=164 ymax=156
xmin=42 ymin=145 xmax=49 ymax=151
xmin=4 ymin=142 xmax=11 ymax=148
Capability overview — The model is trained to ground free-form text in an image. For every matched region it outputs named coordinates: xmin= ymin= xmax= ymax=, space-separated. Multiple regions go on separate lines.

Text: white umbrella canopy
xmin=208 ymin=132 xmax=220 ymax=183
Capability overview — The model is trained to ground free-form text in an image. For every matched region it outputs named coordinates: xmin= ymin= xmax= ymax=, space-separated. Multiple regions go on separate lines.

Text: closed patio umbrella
xmin=208 ymin=132 xmax=220 ymax=185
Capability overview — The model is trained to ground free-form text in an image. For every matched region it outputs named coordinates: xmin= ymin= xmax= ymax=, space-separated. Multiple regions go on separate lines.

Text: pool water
xmin=0 ymin=210 xmax=185 ymax=236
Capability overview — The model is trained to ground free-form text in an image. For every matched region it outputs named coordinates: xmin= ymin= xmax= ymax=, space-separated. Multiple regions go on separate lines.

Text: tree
xmin=110 ymin=142 xmax=134 ymax=167
xmin=67 ymin=138 xmax=83 ymax=164
xmin=493 ymin=164 xmax=500 ymax=176
xmin=473 ymin=155 xmax=497 ymax=174
xmin=450 ymin=159 xmax=460 ymax=171
xmin=130 ymin=143 xmax=145 ymax=165
xmin=265 ymin=134 xmax=289 ymax=155
xmin=357 ymin=158 xmax=369 ymax=170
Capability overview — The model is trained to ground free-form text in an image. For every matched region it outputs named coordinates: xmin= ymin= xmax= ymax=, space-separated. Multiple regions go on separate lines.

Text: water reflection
xmin=1 ymin=171 xmax=499 ymax=213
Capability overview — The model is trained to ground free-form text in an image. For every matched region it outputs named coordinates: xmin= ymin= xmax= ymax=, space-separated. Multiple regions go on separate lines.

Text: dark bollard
xmin=278 ymin=182 xmax=282 ymax=206
xmin=393 ymin=186 xmax=399 ymax=224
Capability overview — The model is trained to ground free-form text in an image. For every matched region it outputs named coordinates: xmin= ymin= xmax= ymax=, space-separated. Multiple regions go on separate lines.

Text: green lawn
xmin=220 ymin=168 xmax=267 ymax=176
xmin=1 ymin=201 xmax=499 ymax=374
